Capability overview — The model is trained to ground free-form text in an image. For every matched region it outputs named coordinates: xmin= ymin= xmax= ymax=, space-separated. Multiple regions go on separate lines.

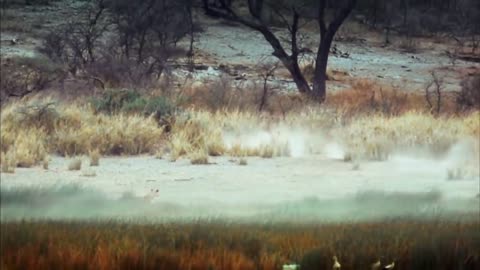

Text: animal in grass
xmin=332 ymin=256 xmax=341 ymax=269
xmin=282 ymin=264 xmax=300 ymax=270
xmin=382 ymin=261 xmax=395 ymax=269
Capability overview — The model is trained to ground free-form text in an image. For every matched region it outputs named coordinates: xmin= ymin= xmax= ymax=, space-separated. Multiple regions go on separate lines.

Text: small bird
xmin=332 ymin=256 xmax=341 ymax=269
xmin=383 ymin=261 xmax=395 ymax=270
xmin=371 ymin=259 xmax=381 ymax=270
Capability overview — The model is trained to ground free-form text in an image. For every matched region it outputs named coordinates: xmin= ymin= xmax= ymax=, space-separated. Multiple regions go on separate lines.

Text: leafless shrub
xmin=274 ymin=94 xmax=308 ymax=118
xmin=0 ymin=56 xmax=65 ymax=101
xmin=37 ymin=0 xmax=193 ymax=90
xmin=469 ymin=34 xmax=480 ymax=55
xmin=83 ymin=53 xmax=169 ymax=89
xmin=204 ymin=75 xmax=234 ymax=111
xmin=425 ymin=71 xmax=444 ymax=115
xmin=445 ymin=48 xmax=460 ymax=67
xmin=399 ymin=36 xmax=420 ymax=53
xmin=107 ymin=0 xmax=192 ymax=86
xmin=38 ymin=30 xmax=67 ymax=62
xmin=256 ymin=60 xmax=280 ymax=112
xmin=15 ymin=101 xmax=59 ymax=132
xmin=336 ymin=21 xmax=367 ymax=43
xmin=372 ymin=87 xmax=409 ymax=115
xmin=37 ymin=0 xmax=108 ymax=76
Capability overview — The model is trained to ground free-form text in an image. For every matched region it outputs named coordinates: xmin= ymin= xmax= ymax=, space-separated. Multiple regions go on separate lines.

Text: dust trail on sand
xmin=1 ymin=185 xmax=478 ymax=222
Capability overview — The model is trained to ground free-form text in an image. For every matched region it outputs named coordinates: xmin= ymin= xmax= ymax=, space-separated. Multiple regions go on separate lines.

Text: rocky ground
xmin=1 ymin=0 xmax=479 ymax=95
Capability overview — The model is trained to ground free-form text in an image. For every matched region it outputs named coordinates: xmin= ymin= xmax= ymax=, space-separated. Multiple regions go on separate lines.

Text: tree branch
xmin=209 ymin=1 xmax=291 ymax=60
xmin=318 ymin=0 xmax=327 ymax=39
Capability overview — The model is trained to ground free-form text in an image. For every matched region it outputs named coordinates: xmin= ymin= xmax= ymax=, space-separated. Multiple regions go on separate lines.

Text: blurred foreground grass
xmin=1 ymin=219 xmax=479 ymax=270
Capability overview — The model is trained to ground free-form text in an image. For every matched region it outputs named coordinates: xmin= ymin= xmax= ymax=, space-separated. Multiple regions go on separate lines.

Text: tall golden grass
xmin=1 ymin=220 xmax=478 ymax=270
xmin=0 ymin=100 xmax=164 ymax=167
xmin=336 ymin=111 xmax=480 ymax=160
xmin=1 ymin=87 xmax=478 ymax=168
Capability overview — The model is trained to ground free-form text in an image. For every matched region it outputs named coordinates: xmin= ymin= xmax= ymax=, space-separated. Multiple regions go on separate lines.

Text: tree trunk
xmin=278 ymin=57 xmax=311 ymax=94
xmin=312 ymin=31 xmax=334 ymax=102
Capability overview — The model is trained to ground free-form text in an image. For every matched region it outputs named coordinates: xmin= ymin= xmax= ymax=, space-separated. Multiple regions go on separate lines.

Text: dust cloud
xmin=1 ymin=125 xmax=478 ymax=223
xmin=1 ymin=185 xmax=478 ymax=222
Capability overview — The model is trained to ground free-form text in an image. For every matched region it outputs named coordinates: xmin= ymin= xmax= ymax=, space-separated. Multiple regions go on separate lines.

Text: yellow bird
xmin=332 ymin=256 xmax=341 ymax=270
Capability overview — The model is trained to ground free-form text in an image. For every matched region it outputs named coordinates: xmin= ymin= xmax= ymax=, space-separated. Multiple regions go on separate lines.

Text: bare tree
xmin=108 ymin=0 xmax=192 ymax=83
xmin=39 ymin=0 xmax=194 ymax=89
xmin=425 ymin=71 xmax=444 ymax=115
xmin=257 ymin=60 xmax=279 ymax=111
xmin=38 ymin=0 xmax=109 ymax=76
xmin=0 ymin=57 xmax=65 ymax=101
xmin=204 ymin=0 xmax=357 ymax=102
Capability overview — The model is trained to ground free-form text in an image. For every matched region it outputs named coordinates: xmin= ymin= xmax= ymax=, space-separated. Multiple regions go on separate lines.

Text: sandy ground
xmin=192 ymin=19 xmax=479 ymax=92
xmin=1 ymin=151 xmax=479 ymax=221
xmin=1 ymin=154 xmax=479 ymax=203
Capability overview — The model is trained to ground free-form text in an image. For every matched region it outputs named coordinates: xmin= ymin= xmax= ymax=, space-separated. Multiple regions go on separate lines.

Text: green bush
xmin=121 ymin=96 xmax=147 ymax=113
xmin=91 ymin=89 xmax=141 ymax=114
xmin=91 ymin=90 xmax=176 ymax=124
xmin=144 ymin=96 xmax=176 ymax=120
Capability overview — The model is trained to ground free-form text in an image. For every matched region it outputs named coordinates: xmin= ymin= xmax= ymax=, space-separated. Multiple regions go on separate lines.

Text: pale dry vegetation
xmin=0 ymin=99 xmax=164 ymax=168
xmin=0 ymin=80 xmax=478 ymax=169
xmin=336 ymin=111 xmax=480 ymax=161
xmin=89 ymin=149 xmax=100 ymax=166
xmin=67 ymin=158 xmax=82 ymax=171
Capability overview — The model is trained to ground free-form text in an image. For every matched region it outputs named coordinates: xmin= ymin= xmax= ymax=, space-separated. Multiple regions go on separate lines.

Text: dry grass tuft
xmin=447 ymin=168 xmax=464 ymax=180
xmin=42 ymin=156 xmax=49 ymax=170
xmin=182 ymin=77 xmax=256 ymax=111
xmin=189 ymin=150 xmax=210 ymax=165
xmin=238 ymin=158 xmax=248 ymax=166
xmin=68 ymin=158 xmax=82 ymax=171
xmin=81 ymin=169 xmax=97 ymax=177
xmin=1 ymin=99 xmax=164 ymax=167
xmin=89 ymin=149 xmax=100 ymax=166
xmin=169 ymin=111 xmax=226 ymax=160
xmin=1 ymin=150 xmax=16 ymax=173
xmin=326 ymin=79 xmax=458 ymax=117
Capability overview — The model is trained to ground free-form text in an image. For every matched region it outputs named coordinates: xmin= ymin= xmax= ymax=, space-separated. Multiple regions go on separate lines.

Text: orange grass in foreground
xmin=1 ymin=220 xmax=479 ymax=270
